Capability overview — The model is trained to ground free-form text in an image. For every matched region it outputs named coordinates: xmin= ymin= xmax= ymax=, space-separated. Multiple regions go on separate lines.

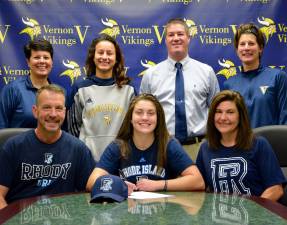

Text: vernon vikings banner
xmin=0 ymin=0 xmax=287 ymax=94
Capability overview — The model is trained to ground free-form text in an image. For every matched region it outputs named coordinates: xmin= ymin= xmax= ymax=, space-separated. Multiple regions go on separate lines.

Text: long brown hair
xmin=116 ymin=94 xmax=170 ymax=169
xmin=85 ymin=34 xmax=130 ymax=87
xmin=207 ymin=90 xmax=253 ymax=150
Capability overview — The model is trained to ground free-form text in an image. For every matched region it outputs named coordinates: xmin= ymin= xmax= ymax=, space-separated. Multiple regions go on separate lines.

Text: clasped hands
xmin=125 ymin=179 xmax=164 ymax=195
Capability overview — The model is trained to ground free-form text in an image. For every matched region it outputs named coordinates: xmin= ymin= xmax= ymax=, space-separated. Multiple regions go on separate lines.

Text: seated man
xmin=0 ymin=84 xmax=96 ymax=209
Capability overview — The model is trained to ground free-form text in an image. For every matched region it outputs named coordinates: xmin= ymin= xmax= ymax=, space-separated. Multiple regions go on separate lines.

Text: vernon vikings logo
xmin=19 ymin=17 xmax=41 ymax=40
xmin=100 ymin=18 xmax=120 ymax=38
xmin=216 ymin=59 xmax=237 ymax=79
xmin=100 ymin=178 xmax=113 ymax=192
xmin=184 ymin=18 xmax=198 ymax=38
xmin=44 ymin=153 xmax=53 ymax=164
xmin=138 ymin=59 xmax=156 ymax=77
xmin=60 ymin=60 xmax=81 ymax=85
xmin=257 ymin=17 xmax=276 ymax=43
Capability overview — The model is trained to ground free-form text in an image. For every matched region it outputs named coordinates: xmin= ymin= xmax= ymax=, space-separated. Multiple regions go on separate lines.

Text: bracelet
xmin=163 ymin=180 xmax=168 ymax=192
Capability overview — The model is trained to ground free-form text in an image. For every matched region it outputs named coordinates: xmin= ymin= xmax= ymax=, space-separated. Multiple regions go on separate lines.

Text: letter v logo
xmin=0 ymin=25 xmax=10 ymax=43
xmin=153 ymin=25 xmax=165 ymax=44
xmin=260 ymin=86 xmax=269 ymax=94
xmin=74 ymin=25 xmax=90 ymax=44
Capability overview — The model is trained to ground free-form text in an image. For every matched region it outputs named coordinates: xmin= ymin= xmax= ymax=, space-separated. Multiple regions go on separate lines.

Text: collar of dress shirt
xmin=167 ymin=55 xmax=190 ymax=71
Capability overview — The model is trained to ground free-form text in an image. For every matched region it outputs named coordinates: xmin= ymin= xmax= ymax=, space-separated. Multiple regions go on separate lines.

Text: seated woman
xmin=196 ymin=90 xmax=286 ymax=201
xmin=87 ymin=94 xmax=205 ymax=193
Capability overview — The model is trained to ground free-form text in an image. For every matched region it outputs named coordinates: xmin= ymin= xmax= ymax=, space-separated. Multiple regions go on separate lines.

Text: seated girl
xmin=87 ymin=94 xmax=205 ymax=193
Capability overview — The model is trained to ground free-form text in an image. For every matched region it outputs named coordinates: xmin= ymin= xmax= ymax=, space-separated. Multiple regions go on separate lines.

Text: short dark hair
xmin=207 ymin=90 xmax=253 ymax=150
xmin=24 ymin=39 xmax=53 ymax=59
xmin=36 ymin=84 xmax=65 ymax=106
xmin=234 ymin=23 xmax=265 ymax=50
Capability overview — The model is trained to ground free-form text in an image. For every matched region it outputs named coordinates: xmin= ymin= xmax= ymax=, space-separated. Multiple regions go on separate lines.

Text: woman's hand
xmin=125 ymin=181 xmax=138 ymax=195
xmin=136 ymin=179 xmax=164 ymax=191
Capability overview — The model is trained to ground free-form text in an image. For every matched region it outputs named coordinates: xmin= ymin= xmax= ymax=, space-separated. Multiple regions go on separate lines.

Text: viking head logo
xmin=257 ymin=17 xmax=276 ymax=43
xmin=138 ymin=59 xmax=157 ymax=77
xmin=216 ymin=59 xmax=237 ymax=79
xmin=60 ymin=60 xmax=81 ymax=85
xmin=184 ymin=18 xmax=198 ymax=37
xmin=19 ymin=17 xmax=41 ymax=40
xmin=103 ymin=114 xmax=112 ymax=126
xmin=100 ymin=18 xmax=120 ymax=38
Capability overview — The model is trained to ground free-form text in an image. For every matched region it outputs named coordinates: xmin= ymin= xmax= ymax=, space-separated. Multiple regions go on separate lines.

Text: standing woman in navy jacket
xmin=224 ymin=23 xmax=287 ymax=128
xmin=0 ymin=39 xmax=53 ymax=128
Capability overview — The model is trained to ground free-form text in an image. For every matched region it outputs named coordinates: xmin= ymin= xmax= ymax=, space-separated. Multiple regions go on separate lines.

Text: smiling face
xmin=131 ymin=100 xmax=157 ymax=136
xmin=94 ymin=40 xmax=116 ymax=78
xmin=27 ymin=50 xmax=53 ymax=78
xmin=236 ymin=33 xmax=262 ymax=70
xmin=165 ymin=23 xmax=190 ymax=61
xmin=214 ymin=100 xmax=239 ymax=138
xmin=33 ymin=90 xmax=66 ymax=134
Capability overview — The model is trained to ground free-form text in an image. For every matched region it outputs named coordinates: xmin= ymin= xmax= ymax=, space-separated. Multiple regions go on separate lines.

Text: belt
xmin=180 ymin=135 xmax=205 ymax=145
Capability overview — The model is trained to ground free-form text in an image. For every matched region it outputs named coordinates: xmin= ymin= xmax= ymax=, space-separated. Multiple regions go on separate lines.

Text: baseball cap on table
xmin=90 ymin=174 xmax=128 ymax=203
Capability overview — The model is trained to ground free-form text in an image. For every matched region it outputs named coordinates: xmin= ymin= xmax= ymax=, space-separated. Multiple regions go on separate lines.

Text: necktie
xmin=175 ymin=62 xmax=187 ymax=142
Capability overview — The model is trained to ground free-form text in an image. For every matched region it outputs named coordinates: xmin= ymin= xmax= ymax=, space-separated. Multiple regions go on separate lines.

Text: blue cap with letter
xmin=90 ymin=174 xmax=128 ymax=203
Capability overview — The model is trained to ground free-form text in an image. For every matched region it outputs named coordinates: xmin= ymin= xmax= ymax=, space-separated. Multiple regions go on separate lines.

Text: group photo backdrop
xmin=1 ymin=0 xmax=287 ymax=94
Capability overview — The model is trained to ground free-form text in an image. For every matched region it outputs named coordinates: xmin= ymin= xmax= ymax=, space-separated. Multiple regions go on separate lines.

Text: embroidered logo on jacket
xmin=260 ymin=86 xmax=269 ymax=94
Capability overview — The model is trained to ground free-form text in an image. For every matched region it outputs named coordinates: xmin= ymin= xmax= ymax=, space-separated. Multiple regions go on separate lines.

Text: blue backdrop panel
xmin=0 ymin=0 xmax=286 ymax=94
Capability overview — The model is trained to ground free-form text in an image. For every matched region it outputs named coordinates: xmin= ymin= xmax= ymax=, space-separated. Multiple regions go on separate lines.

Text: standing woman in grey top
xmin=67 ymin=34 xmax=136 ymax=161
xmin=140 ymin=18 xmax=219 ymax=160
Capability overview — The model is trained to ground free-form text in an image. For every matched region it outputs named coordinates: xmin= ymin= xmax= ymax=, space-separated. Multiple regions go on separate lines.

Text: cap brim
xmin=90 ymin=193 xmax=126 ymax=203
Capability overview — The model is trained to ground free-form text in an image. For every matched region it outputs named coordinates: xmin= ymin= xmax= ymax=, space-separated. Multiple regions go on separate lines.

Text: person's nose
xmin=49 ymin=108 xmax=57 ymax=117
xmin=243 ymin=43 xmax=250 ymax=49
xmin=173 ymin=34 xmax=180 ymax=40
xmin=102 ymin=52 xmax=108 ymax=59
xmin=141 ymin=112 xmax=149 ymax=120
xmin=219 ymin=112 xmax=227 ymax=120
xmin=39 ymin=56 xmax=45 ymax=63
